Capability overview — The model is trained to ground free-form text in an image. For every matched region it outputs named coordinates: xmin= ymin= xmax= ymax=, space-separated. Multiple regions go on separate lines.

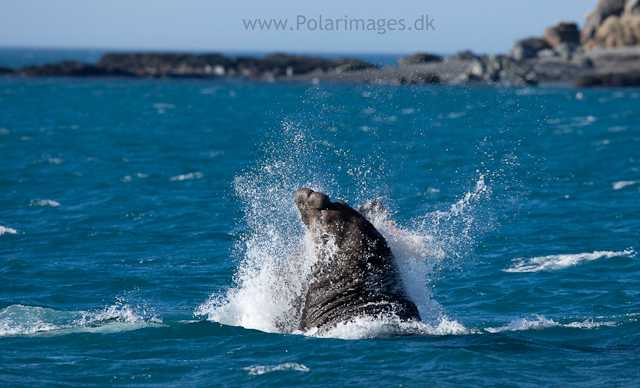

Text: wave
xmin=30 ymin=199 xmax=61 ymax=207
xmin=244 ymin=363 xmax=309 ymax=376
xmin=0 ymin=225 xmax=18 ymax=235
xmin=613 ymin=180 xmax=640 ymax=190
xmin=120 ymin=173 xmax=149 ymax=182
xmin=504 ymin=249 xmax=635 ymax=273
xmin=170 ymin=172 xmax=204 ymax=181
xmin=485 ymin=314 xmax=626 ymax=333
xmin=0 ymin=304 xmax=162 ymax=337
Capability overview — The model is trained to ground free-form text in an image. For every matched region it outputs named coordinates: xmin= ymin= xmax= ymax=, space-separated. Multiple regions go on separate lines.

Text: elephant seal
xmin=293 ymin=188 xmax=420 ymax=332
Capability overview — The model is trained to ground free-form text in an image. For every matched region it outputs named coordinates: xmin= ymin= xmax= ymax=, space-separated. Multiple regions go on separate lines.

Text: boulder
xmin=582 ymin=0 xmax=627 ymax=44
xmin=626 ymin=0 xmax=640 ymax=14
xmin=0 ymin=67 xmax=13 ymax=75
xmin=537 ymin=49 xmax=559 ymax=58
xmin=455 ymin=55 xmax=538 ymax=86
xmin=582 ymin=0 xmax=640 ymax=48
xmin=586 ymin=14 xmax=640 ymax=50
xmin=398 ymin=53 xmax=442 ymax=66
xmin=555 ymin=42 xmax=582 ymax=59
xmin=511 ymin=38 xmax=552 ymax=60
xmin=543 ymin=22 xmax=581 ymax=49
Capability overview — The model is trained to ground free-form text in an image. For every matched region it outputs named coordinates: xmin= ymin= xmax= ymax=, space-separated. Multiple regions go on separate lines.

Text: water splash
xmin=196 ymin=121 xmax=492 ymax=339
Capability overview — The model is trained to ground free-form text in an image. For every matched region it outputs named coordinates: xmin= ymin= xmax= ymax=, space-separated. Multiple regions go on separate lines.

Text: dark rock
xmin=555 ymin=42 xmax=581 ymax=60
xmin=398 ymin=53 xmax=443 ymax=66
xmin=453 ymin=54 xmax=539 ymax=86
xmin=259 ymin=53 xmax=334 ymax=76
xmin=16 ymin=61 xmax=127 ymax=76
xmin=543 ymin=21 xmax=581 ymax=49
xmin=0 ymin=67 xmax=14 ymax=75
xmin=227 ymin=56 xmax=263 ymax=76
xmin=449 ymin=50 xmax=479 ymax=61
xmin=511 ymin=38 xmax=553 ymax=61
xmin=575 ymin=71 xmax=640 ymax=86
xmin=537 ymin=49 xmax=559 ymax=58
xmin=332 ymin=58 xmax=378 ymax=73
xmin=95 ymin=52 xmax=376 ymax=78
xmin=398 ymin=74 xmax=440 ymax=85
xmin=252 ymin=53 xmax=377 ymax=77
xmin=97 ymin=53 xmax=229 ymax=77
xmin=574 ymin=56 xmax=594 ymax=68
xmin=10 ymin=52 xmax=378 ymax=79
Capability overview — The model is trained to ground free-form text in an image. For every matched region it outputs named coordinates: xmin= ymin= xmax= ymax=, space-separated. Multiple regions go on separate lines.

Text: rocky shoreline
xmin=3 ymin=0 xmax=640 ymax=87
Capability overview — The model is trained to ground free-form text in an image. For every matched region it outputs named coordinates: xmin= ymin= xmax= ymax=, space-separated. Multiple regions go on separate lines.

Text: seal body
xmin=294 ymin=188 xmax=420 ymax=332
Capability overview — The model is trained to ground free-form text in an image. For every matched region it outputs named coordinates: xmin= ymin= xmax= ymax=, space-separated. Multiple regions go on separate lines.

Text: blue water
xmin=0 ymin=75 xmax=639 ymax=386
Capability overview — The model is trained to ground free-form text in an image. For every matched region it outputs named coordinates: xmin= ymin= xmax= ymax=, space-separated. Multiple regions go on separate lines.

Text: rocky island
xmin=3 ymin=0 xmax=640 ymax=87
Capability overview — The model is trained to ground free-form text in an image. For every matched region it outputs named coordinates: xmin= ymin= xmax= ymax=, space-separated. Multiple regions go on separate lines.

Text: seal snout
xmin=295 ymin=188 xmax=330 ymax=210
xmin=295 ymin=188 xmax=331 ymax=229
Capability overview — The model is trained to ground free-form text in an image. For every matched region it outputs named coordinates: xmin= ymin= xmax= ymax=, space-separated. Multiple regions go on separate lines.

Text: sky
xmin=0 ymin=0 xmax=596 ymax=55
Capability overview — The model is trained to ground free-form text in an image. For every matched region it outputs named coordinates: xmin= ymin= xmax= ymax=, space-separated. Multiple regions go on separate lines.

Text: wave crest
xmin=504 ymin=249 xmax=635 ymax=273
xmin=0 ymin=304 xmax=162 ymax=337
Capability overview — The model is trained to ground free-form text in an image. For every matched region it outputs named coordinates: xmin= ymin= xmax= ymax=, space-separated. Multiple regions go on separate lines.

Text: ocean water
xmin=0 ymin=74 xmax=639 ymax=387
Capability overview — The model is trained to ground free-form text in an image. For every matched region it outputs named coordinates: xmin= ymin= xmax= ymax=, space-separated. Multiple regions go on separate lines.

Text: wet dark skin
xmin=294 ymin=188 xmax=420 ymax=332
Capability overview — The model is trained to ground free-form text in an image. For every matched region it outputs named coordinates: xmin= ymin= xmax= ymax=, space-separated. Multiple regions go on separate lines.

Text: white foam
xmin=0 ymin=225 xmax=18 ymax=235
xmin=170 ymin=172 xmax=204 ymax=181
xmin=121 ymin=173 xmax=149 ymax=183
xmin=446 ymin=111 xmax=466 ymax=119
xmin=244 ymin=363 xmax=309 ymax=376
xmin=485 ymin=315 xmax=559 ymax=333
xmin=564 ymin=319 xmax=617 ymax=329
xmin=486 ymin=315 xmax=622 ymax=333
xmin=322 ymin=315 xmax=472 ymax=340
xmin=613 ymin=180 xmax=640 ymax=190
xmin=153 ymin=103 xmax=175 ymax=113
xmin=30 ymin=199 xmax=60 ymax=207
xmin=0 ymin=304 xmax=162 ymax=337
xmin=504 ymin=249 xmax=635 ymax=273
